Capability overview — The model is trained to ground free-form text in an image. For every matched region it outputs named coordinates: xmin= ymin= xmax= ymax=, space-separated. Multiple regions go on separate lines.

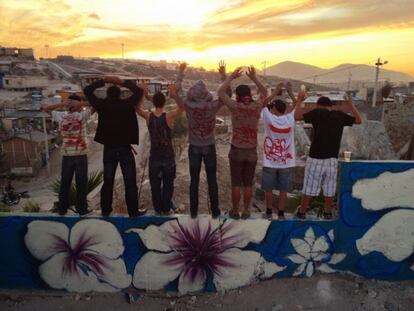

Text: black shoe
xmin=211 ymin=208 xmax=221 ymax=219
xmin=323 ymin=211 xmax=333 ymax=220
xmin=191 ymin=212 xmax=198 ymax=219
xmin=79 ymin=208 xmax=93 ymax=216
xmin=277 ymin=210 xmax=285 ymax=220
xmin=295 ymin=210 xmax=306 ymax=220
xmin=130 ymin=207 xmax=148 ymax=217
xmin=58 ymin=210 xmax=67 ymax=216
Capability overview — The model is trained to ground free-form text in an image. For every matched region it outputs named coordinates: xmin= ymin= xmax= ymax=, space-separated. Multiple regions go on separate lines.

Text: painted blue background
xmin=1 ymin=161 xmax=414 ymax=291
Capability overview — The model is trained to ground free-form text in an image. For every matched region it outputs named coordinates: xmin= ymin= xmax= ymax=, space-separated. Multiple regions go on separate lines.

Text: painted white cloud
xmin=356 ymin=209 xmax=414 ymax=262
xmin=352 ymin=169 xmax=414 ymax=211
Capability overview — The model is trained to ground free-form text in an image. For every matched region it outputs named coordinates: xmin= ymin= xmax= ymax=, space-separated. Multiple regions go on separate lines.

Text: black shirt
xmin=148 ymin=112 xmax=174 ymax=160
xmin=303 ymin=108 xmax=355 ymax=159
xmin=83 ymin=80 xmax=142 ymax=146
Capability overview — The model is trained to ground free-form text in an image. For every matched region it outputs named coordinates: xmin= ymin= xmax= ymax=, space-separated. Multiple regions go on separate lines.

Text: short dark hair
xmin=107 ymin=85 xmax=121 ymax=99
xmin=68 ymin=94 xmax=82 ymax=102
xmin=153 ymin=92 xmax=166 ymax=108
xmin=317 ymin=96 xmax=332 ymax=107
xmin=235 ymin=84 xmax=251 ymax=98
xmin=269 ymin=99 xmax=287 ymax=114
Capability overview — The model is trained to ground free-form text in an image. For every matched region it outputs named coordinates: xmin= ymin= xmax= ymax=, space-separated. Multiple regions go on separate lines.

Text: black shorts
xmin=229 ymin=145 xmax=258 ymax=187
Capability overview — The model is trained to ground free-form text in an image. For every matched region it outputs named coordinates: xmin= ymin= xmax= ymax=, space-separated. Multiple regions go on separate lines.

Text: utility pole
xmin=347 ymin=72 xmax=352 ymax=90
xmin=261 ymin=60 xmax=269 ymax=76
xmin=372 ymin=58 xmax=388 ymax=107
xmin=121 ymin=43 xmax=125 ymax=60
xmin=42 ymin=116 xmax=50 ymax=175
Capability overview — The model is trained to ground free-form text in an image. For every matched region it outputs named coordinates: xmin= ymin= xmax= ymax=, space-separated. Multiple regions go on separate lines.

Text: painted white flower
xmin=353 ymin=169 xmax=414 ymax=271
xmin=25 ymin=219 xmax=131 ymax=292
xmin=127 ymin=216 xmax=285 ymax=294
xmin=287 ymin=227 xmax=346 ymax=277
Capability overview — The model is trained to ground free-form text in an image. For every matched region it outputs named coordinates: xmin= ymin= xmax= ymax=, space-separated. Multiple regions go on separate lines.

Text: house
xmin=1 ymin=130 xmax=56 ymax=176
xmin=2 ymin=75 xmax=49 ymax=91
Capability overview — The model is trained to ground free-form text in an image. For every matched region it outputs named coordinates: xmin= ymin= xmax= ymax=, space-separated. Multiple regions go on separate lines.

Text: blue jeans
xmin=188 ymin=144 xmax=220 ymax=217
xmin=101 ymin=145 xmax=138 ymax=217
xmin=149 ymin=157 xmax=176 ymax=214
xmin=59 ymin=155 xmax=88 ymax=214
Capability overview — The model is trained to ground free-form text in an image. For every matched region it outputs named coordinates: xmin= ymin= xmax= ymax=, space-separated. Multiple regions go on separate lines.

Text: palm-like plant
xmin=50 ymin=170 xmax=103 ymax=211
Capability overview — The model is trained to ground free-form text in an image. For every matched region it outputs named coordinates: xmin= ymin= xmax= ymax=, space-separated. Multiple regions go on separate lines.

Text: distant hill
xmin=264 ymin=61 xmax=413 ymax=83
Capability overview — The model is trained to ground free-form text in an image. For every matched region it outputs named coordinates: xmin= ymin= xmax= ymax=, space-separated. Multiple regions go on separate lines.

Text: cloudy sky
xmin=1 ymin=0 xmax=414 ymax=75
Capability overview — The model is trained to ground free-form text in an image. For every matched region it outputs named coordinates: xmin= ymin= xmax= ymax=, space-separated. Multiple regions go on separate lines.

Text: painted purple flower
xmin=127 ymin=216 xmax=285 ymax=293
xmin=25 ymin=219 xmax=131 ymax=292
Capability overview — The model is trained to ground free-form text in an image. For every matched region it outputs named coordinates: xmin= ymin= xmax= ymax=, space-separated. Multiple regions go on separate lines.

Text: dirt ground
xmin=1 ymin=274 xmax=413 ymax=311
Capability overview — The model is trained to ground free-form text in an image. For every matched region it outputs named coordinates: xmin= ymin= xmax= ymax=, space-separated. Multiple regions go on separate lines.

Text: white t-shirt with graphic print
xmin=262 ymin=107 xmax=296 ymax=168
xmin=53 ymin=110 xmax=90 ymax=156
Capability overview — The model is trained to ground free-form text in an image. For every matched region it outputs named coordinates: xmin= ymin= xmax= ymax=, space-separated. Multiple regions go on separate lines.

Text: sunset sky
xmin=1 ymin=0 xmax=414 ymax=75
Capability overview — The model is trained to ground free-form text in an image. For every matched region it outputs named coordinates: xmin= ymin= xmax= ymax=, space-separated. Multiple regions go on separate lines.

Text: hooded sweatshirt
xmin=176 ymin=73 xmax=224 ymax=146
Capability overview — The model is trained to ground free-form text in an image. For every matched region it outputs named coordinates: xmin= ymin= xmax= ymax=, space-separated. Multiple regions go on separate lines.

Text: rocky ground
xmin=1 ymin=274 xmax=413 ymax=311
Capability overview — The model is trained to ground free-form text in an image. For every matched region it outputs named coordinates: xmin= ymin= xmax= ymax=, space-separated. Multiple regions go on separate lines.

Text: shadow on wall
xmin=0 ymin=161 xmax=414 ymax=293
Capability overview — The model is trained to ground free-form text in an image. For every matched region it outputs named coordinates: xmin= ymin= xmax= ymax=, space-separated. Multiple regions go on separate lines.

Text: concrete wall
xmin=2 ymin=76 xmax=49 ymax=90
xmin=0 ymin=161 xmax=413 ymax=293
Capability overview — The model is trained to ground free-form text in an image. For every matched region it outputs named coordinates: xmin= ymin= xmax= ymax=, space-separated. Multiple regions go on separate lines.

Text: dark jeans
xmin=59 ymin=155 xmax=88 ymax=214
xmin=149 ymin=157 xmax=176 ymax=214
xmin=101 ymin=145 xmax=138 ymax=217
xmin=188 ymin=144 xmax=220 ymax=216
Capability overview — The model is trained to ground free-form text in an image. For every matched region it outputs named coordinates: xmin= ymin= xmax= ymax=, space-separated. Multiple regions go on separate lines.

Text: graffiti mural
xmin=0 ymin=161 xmax=413 ymax=293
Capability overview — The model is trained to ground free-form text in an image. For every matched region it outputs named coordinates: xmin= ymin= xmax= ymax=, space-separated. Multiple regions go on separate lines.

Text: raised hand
xmin=297 ymin=89 xmax=307 ymax=101
xmin=218 ymin=60 xmax=226 ymax=77
xmin=168 ymin=84 xmax=178 ymax=99
xmin=286 ymin=81 xmax=293 ymax=94
xmin=178 ymin=62 xmax=187 ymax=74
xmin=246 ymin=66 xmax=257 ymax=80
xmin=344 ymin=94 xmax=353 ymax=106
xmin=272 ymin=82 xmax=284 ymax=95
xmin=230 ymin=67 xmax=243 ymax=80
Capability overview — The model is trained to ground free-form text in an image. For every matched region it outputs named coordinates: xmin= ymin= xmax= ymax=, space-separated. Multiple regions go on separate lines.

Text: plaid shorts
xmin=302 ymin=157 xmax=338 ymax=197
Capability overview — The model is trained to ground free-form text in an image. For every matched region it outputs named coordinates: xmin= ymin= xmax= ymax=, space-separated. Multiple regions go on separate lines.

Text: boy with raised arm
xmin=83 ymin=76 xmax=147 ymax=217
xmin=294 ymin=94 xmax=362 ymax=219
xmin=218 ymin=66 xmax=268 ymax=219
xmin=260 ymin=83 xmax=306 ymax=219
xmin=42 ymin=95 xmax=93 ymax=216
xmin=175 ymin=61 xmax=231 ymax=219
xmin=136 ymin=84 xmax=182 ymax=215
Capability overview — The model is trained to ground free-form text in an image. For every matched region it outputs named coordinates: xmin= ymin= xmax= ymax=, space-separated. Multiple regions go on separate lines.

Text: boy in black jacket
xmin=83 ymin=76 xmax=147 ymax=217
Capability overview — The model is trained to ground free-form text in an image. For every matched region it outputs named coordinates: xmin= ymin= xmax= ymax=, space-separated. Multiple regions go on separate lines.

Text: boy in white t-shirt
xmin=261 ymin=84 xmax=306 ymax=219
xmin=43 ymin=95 xmax=93 ymax=216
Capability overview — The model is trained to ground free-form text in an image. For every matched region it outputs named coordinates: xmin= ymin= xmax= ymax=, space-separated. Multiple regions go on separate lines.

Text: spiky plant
xmin=50 ymin=170 xmax=103 ymax=210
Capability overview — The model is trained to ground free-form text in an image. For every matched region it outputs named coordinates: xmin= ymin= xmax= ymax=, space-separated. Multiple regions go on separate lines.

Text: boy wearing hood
xmin=218 ymin=67 xmax=268 ymax=219
xmin=175 ymin=62 xmax=231 ymax=218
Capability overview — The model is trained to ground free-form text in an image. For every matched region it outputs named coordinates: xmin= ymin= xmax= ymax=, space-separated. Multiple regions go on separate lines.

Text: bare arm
xmin=135 ymin=82 xmax=150 ymax=124
xmin=83 ymin=79 xmax=105 ymax=108
xmin=286 ymin=82 xmax=296 ymax=103
xmin=218 ymin=60 xmax=232 ymax=98
xmin=246 ymin=66 xmax=267 ymax=98
xmin=42 ymin=102 xmax=67 ymax=115
xmin=261 ymin=83 xmax=284 ymax=108
xmin=294 ymin=89 xmax=307 ymax=121
xmin=344 ymin=95 xmax=362 ymax=124
xmin=175 ymin=62 xmax=187 ymax=109
xmin=166 ymin=84 xmax=183 ymax=128
xmin=218 ymin=67 xmax=243 ymax=107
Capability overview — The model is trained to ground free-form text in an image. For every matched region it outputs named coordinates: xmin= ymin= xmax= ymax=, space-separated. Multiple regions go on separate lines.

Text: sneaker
xmin=263 ymin=209 xmax=272 ymax=220
xmin=322 ymin=211 xmax=333 ymax=220
xmin=79 ymin=208 xmax=93 ymax=216
xmin=295 ymin=210 xmax=306 ymax=220
xmin=212 ymin=208 xmax=221 ymax=219
xmin=277 ymin=210 xmax=285 ymax=220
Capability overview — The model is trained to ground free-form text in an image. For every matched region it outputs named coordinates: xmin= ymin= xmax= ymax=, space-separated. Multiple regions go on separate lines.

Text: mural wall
xmin=0 ymin=161 xmax=413 ymax=294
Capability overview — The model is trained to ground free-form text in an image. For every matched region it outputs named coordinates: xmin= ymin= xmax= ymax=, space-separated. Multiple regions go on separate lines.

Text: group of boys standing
xmin=44 ymin=61 xmax=361 ymax=220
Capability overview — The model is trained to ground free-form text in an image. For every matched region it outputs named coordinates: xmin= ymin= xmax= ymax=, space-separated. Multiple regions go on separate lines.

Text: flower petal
xmin=305 ymin=262 xmax=314 ymax=277
xmin=70 ymin=220 xmax=124 ymax=259
xmin=291 ymin=239 xmax=311 ymax=259
xmin=328 ymin=253 xmax=346 ymax=265
xmin=213 ymin=249 xmax=261 ymax=292
xmin=293 ymin=263 xmax=306 ymax=276
xmin=25 ymin=221 xmax=69 ymax=261
xmin=328 ymin=230 xmax=334 ymax=242
xmin=313 ymin=236 xmax=329 ymax=253
xmin=132 ymin=252 xmax=183 ymax=290
xmin=261 ymin=259 xmax=286 ymax=279
xmin=287 ymin=254 xmax=307 ymax=264
xmin=178 ymin=265 xmax=207 ymax=294
xmin=317 ymin=264 xmax=336 ymax=273
xmin=39 ymin=253 xmax=122 ymax=292
xmin=304 ymin=227 xmax=315 ymax=245
xmin=356 ymin=209 xmax=414 ymax=261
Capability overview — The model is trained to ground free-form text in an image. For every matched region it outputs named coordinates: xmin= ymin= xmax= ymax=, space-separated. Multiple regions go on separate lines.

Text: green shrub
xmin=50 ymin=170 xmax=103 ymax=210
xmin=22 ymin=200 xmax=41 ymax=213
xmin=172 ymin=114 xmax=188 ymax=139
xmin=0 ymin=203 xmax=11 ymax=213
